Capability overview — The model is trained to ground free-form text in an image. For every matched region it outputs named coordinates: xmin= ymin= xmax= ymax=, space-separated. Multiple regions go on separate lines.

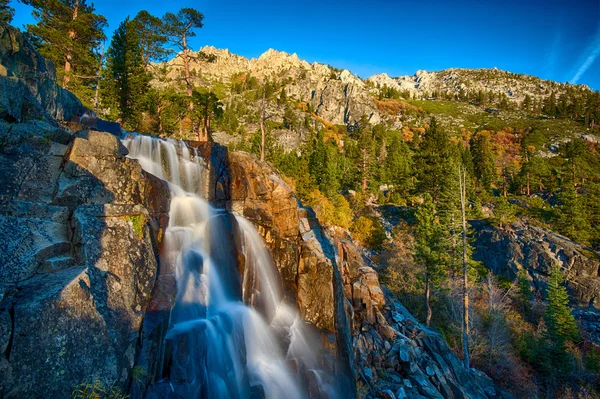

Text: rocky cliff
xmin=0 ymin=24 xmax=512 ymax=399
xmin=472 ymin=220 xmax=600 ymax=343
xmin=0 ymin=22 xmax=84 ymax=124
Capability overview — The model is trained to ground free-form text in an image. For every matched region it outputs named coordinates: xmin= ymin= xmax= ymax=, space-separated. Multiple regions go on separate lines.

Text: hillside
xmin=148 ymin=46 xmax=599 ymax=157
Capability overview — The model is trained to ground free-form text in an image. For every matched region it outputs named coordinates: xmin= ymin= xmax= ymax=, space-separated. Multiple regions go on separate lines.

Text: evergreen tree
xmin=543 ymin=92 xmax=558 ymax=116
xmin=295 ymin=157 xmax=314 ymax=201
xmin=103 ymin=17 xmax=150 ymax=130
xmin=517 ymin=268 xmax=533 ymax=316
xmin=192 ymin=91 xmax=223 ymax=142
xmin=22 ymin=0 xmax=107 ymax=102
xmin=542 ymin=264 xmax=579 ymax=374
xmin=133 ymin=10 xmax=168 ymax=67
xmin=162 ymin=8 xmax=204 ymax=114
xmin=382 ymin=135 xmax=413 ymax=196
xmin=521 ymin=94 xmax=532 ymax=112
xmin=415 ymin=196 xmax=446 ymax=326
xmin=415 ymin=118 xmax=454 ymax=202
xmin=0 ymin=0 xmax=14 ymax=23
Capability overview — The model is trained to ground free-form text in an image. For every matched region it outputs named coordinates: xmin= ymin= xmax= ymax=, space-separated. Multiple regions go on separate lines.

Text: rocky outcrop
xmin=224 ymin=151 xmax=510 ymax=399
xmin=472 ymin=220 xmax=600 ymax=308
xmin=0 ymin=122 xmax=168 ymax=397
xmin=472 ymin=220 xmax=600 ymax=344
xmin=333 ymin=234 xmax=510 ymax=399
xmin=0 ymin=22 xmax=84 ymax=124
xmin=366 ymin=68 xmax=591 ymax=105
xmin=162 ymin=46 xmax=383 ymax=130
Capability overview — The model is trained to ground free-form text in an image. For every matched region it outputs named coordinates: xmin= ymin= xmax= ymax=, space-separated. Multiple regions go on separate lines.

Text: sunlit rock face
xmin=0 ymin=128 xmax=168 ymax=398
xmin=123 ymin=135 xmax=345 ymax=399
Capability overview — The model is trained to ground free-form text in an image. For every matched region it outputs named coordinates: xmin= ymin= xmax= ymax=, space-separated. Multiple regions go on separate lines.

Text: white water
xmin=123 ymin=134 xmax=335 ymax=399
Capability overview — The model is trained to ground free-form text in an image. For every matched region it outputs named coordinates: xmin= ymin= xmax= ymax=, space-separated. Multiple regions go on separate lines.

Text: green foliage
xmin=491 ymin=196 xmax=516 ymax=226
xmin=122 ymin=215 xmax=147 ymax=239
xmin=414 ymin=197 xmax=447 ymax=285
xmin=305 ymin=191 xmax=353 ymax=229
xmin=22 ymin=0 xmax=107 ymax=104
xmin=72 ymin=380 xmax=128 ymax=399
xmin=544 ymin=265 xmax=579 ymax=344
xmin=351 ymin=216 xmax=387 ymax=250
xmin=557 ymin=187 xmax=591 ymax=245
xmin=415 ymin=118 xmax=455 ymax=202
xmin=103 ymin=17 xmax=151 ymax=129
xmin=470 ymin=131 xmax=496 ymax=191
xmin=539 ymin=264 xmax=579 ymax=375
xmin=133 ymin=10 xmax=169 ymax=66
xmin=0 ymin=0 xmax=14 ymax=23
xmin=192 ymin=90 xmax=223 ymax=139
xmin=131 ymin=366 xmax=147 ymax=384
xmin=162 ymin=8 xmax=204 ymax=50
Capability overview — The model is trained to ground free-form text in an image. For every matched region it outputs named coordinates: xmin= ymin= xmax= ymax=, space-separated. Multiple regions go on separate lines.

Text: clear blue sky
xmin=10 ymin=0 xmax=600 ymax=90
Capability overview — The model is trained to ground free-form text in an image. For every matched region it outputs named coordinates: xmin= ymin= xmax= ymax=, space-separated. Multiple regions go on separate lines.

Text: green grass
xmin=407 ymin=99 xmax=588 ymax=140
xmin=122 ymin=215 xmax=147 ymax=239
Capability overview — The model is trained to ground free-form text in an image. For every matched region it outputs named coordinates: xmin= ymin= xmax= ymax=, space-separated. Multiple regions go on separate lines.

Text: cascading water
xmin=123 ymin=134 xmax=336 ymax=399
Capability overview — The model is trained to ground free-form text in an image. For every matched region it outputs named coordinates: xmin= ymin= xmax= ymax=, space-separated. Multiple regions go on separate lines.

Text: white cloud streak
xmin=572 ymin=25 xmax=600 ymax=83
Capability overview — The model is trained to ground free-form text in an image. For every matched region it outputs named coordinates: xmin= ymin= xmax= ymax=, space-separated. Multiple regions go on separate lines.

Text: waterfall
xmin=123 ymin=134 xmax=335 ymax=399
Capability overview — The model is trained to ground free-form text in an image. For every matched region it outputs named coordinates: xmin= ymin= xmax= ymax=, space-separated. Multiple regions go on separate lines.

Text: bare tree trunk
xmin=459 ymin=167 xmax=470 ymax=369
xmin=182 ymin=34 xmax=193 ymax=102
xmin=63 ymin=0 xmax=80 ymax=89
xmin=260 ymin=93 xmax=266 ymax=162
xmin=157 ymin=105 xmax=164 ymax=136
xmin=361 ymin=147 xmax=368 ymax=195
xmin=425 ymin=271 xmax=432 ymax=327
xmin=93 ymin=43 xmax=104 ymax=111
xmin=182 ymin=33 xmax=197 ymax=138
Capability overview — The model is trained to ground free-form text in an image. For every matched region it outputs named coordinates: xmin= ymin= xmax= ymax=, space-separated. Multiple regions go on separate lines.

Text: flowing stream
xmin=122 ymin=134 xmax=335 ymax=399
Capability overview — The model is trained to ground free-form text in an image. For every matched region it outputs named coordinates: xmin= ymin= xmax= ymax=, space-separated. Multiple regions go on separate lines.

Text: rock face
xmin=163 ymin=46 xmax=383 ymax=129
xmin=226 ymin=151 xmax=356 ymax=395
xmin=333 ymin=235 xmax=510 ymax=399
xmin=472 ymin=220 xmax=600 ymax=344
xmin=0 ymin=22 xmax=84 ymax=124
xmin=472 ymin=220 xmax=600 ymax=308
xmin=0 ymin=122 xmax=169 ymax=397
xmin=366 ymin=67 xmax=590 ymax=105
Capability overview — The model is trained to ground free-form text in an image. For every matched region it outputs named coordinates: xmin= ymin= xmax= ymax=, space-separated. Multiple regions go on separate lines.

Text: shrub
xmin=72 ymin=380 xmax=128 ymax=399
xmin=351 ymin=216 xmax=387 ymax=250
xmin=305 ymin=191 xmax=353 ymax=229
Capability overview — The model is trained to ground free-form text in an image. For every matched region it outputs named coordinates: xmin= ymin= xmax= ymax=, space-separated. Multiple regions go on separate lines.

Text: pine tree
xmin=295 ymin=157 xmax=314 ymax=201
xmin=415 ymin=196 xmax=446 ymax=326
xmin=542 ymin=264 xmax=579 ymax=373
xmin=521 ymin=94 xmax=532 ymax=112
xmin=133 ymin=10 xmax=168 ymax=68
xmin=517 ymin=268 xmax=533 ymax=316
xmin=382 ymin=135 xmax=413 ymax=196
xmin=0 ymin=0 xmax=14 ymax=23
xmin=192 ymin=91 xmax=223 ymax=142
xmin=415 ymin=118 xmax=454 ymax=202
xmin=103 ymin=17 xmax=150 ymax=130
xmin=22 ymin=0 xmax=107 ymax=102
xmin=162 ymin=8 xmax=204 ymax=115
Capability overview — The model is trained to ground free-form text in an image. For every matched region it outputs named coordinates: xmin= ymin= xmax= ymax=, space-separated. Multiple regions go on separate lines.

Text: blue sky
xmin=10 ymin=0 xmax=600 ymax=90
